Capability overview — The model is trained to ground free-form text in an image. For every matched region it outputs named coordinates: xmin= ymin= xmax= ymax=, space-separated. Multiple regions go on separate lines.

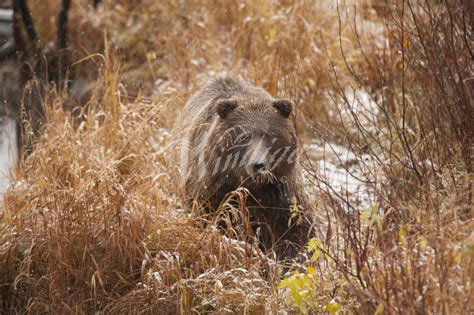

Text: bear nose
xmin=252 ymin=161 xmax=266 ymax=172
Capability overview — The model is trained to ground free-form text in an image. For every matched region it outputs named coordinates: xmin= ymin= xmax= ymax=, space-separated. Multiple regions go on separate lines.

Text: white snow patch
xmin=0 ymin=116 xmax=17 ymax=196
xmin=304 ymin=142 xmax=378 ymax=210
xmin=337 ymin=88 xmax=380 ymax=130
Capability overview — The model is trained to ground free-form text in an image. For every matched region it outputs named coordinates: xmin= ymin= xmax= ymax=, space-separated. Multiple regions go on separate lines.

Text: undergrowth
xmin=1 ymin=0 xmax=472 ymax=313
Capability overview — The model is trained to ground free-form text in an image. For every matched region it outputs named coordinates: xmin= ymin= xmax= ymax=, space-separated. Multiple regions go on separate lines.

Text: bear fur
xmin=180 ymin=76 xmax=311 ymax=259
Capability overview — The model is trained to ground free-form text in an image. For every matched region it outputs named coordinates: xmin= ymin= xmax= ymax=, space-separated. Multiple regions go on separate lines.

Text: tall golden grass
xmin=1 ymin=0 xmax=472 ymax=313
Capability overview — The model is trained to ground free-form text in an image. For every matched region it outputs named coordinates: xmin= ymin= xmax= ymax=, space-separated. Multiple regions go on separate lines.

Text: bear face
xmin=207 ymin=98 xmax=298 ymax=189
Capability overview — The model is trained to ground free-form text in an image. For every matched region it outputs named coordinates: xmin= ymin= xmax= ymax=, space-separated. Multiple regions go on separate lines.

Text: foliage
xmin=0 ymin=0 xmax=472 ymax=313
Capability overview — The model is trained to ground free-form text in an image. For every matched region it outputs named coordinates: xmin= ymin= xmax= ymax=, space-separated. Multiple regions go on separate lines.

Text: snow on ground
xmin=303 ymin=88 xmax=382 ymax=211
xmin=0 ymin=116 xmax=17 ymax=196
xmin=305 ymin=142 xmax=378 ymax=211
xmin=336 ymin=88 xmax=380 ymax=129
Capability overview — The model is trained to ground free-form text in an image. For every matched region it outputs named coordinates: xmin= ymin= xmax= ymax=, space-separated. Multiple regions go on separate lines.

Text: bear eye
xmin=235 ymin=132 xmax=251 ymax=145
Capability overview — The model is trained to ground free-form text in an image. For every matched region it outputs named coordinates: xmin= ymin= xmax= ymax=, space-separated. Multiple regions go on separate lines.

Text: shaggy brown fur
xmin=181 ymin=76 xmax=311 ymax=259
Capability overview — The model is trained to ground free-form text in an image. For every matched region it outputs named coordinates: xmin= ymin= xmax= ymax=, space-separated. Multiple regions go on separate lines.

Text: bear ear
xmin=273 ymin=99 xmax=292 ymax=118
xmin=216 ymin=99 xmax=238 ymax=118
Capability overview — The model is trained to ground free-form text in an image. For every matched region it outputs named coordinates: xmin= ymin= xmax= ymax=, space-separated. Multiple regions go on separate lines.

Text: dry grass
xmin=1 ymin=0 xmax=472 ymax=313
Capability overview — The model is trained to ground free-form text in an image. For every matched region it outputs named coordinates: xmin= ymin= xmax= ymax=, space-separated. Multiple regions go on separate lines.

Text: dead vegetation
xmin=0 ymin=0 xmax=472 ymax=313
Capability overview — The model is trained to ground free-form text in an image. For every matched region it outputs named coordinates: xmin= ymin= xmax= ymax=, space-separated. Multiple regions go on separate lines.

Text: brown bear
xmin=180 ymin=76 xmax=311 ymax=259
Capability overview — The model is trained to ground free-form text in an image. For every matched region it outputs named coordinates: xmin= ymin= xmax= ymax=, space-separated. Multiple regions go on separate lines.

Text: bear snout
xmin=251 ymin=161 xmax=266 ymax=172
xmin=246 ymin=160 xmax=267 ymax=176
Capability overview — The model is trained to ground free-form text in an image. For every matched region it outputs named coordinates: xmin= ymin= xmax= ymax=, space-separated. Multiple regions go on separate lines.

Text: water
xmin=0 ymin=116 xmax=17 ymax=195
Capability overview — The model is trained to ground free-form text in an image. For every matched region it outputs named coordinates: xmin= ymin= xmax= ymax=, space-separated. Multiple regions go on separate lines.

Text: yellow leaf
xmin=311 ymin=250 xmax=321 ymax=262
xmin=375 ymin=303 xmax=385 ymax=314
xmin=303 ymin=277 xmax=312 ymax=290
xmin=291 ymin=196 xmax=298 ymax=205
xmin=461 ymin=244 xmax=474 ymax=257
xmin=308 ymin=239 xmax=318 ymax=251
xmin=326 ymin=301 xmax=341 ymax=314
xmin=371 ymin=204 xmax=378 ymax=214
xmin=419 ymin=236 xmax=427 ymax=250
xmin=306 ymin=78 xmax=316 ymax=87
xmin=267 ymin=28 xmax=277 ymax=45
xmin=278 ymin=277 xmax=289 ymax=289
xmin=307 ymin=266 xmax=316 ymax=275
xmin=361 ymin=210 xmax=371 ymax=222
xmin=146 ymin=52 xmax=157 ymax=61
xmin=298 ymin=303 xmax=308 ymax=313
xmin=399 ymin=229 xmax=407 ymax=239
xmin=269 ymin=28 xmax=277 ymax=38
xmin=454 ymin=252 xmax=462 ymax=264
